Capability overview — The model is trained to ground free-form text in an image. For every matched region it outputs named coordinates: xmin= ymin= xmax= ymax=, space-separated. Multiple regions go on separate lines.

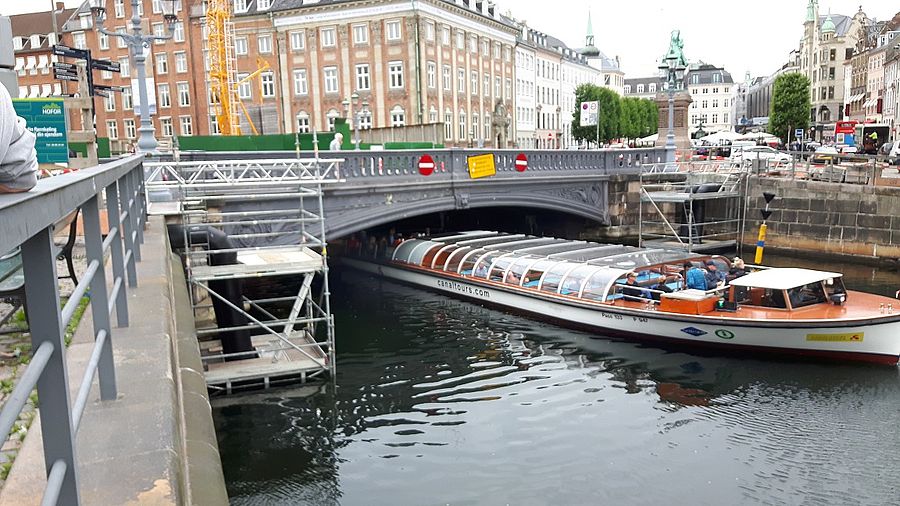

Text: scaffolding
xmin=638 ymin=162 xmax=749 ymax=253
xmin=167 ymin=158 xmax=340 ymax=394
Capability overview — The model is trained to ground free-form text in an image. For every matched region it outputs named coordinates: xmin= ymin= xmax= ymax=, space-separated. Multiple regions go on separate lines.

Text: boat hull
xmin=344 ymin=258 xmax=900 ymax=366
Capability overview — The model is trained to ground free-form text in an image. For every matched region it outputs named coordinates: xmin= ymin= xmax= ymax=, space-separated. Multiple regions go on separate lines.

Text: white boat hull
xmin=344 ymin=259 xmax=900 ymax=365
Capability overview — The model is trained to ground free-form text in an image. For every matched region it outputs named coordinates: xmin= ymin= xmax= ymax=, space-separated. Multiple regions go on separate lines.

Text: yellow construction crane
xmin=206 ymin=0 xmax=238 ymax=135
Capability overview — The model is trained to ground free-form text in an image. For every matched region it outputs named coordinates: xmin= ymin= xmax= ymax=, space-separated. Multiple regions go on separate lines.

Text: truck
xmin=855 ymin=123 xmax=890 ymax=155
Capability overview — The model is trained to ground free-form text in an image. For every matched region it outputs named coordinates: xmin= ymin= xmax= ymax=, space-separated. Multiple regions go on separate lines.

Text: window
xmin=444 ymin=109 xmax=452 ymax=139
xmin=174 ymin=52 xmax=187 ymax=73
xmin=155 ymin=53 xmax=168 ymax=74
xmin=257 ymin=0 xmax=271 ymax=10
xmin=210 ymin=115 xmax=220 ymax=135
xmin=648 ymin=83 xmax=656 ymax=93
xmin=637 ymin=84 xmax=644 ymax=93
xmin=472 ymin=114 xmax=479 ymax=138
xmin=493 ymin=42 xmax=500 ymax=59
xmin=701 ymin=100 xmax=708 ymax=108
xmin=158 ymin=84 xmax=170 ymax=107
xmin=691 ymin=74 xmax=699 ymax=84
xmin=122 ymin=88 xmax=133 ymax=109
xmin=296 ymin=113 xmax=310 ymax=133
xmin=429 ymin=106 xmax=437 ymax=123
xmin=469 ymin=36 xmax=477 ymax=53
xmin=389 ymin=61 xmax=404 ymax=88
xmin=505 ymin=46 xmax=511 ymax=62
xmin=355 ymin=64 xmax=370 ymax=90
xmin=391 ymin=106 xmax=405 ymax=127
xmin=124 ymin=119 xmax=135 ymax=139
xmin=173 ymin=22 xmax=184 ymax=42
xmin=830 ymin=49 xmax=836 ymax=61
xmin=441 ymin=26 xmax=450 ymax=46
xmin=458 ymin=109 xmax=466 ymax=139
xmin=233 ymin=0 xmax=248 ymax=12
xmin=712 ymin=87 xmax=719 ymax=94
xmin=105 ymin=94 xmax=116 ymax=112
xmin=712 ymin=99 xmax=718 ymax=108
xmin=237 ymin=73 xmax=251 ymax=98
xmin=177 ymin=82 xmax=190 ymax=106
xmin=119 ymin=57 xmax=130 ymax=77
xmin=116 ymin=27 xmax=127 ymax=48
xmin=713 ymin=73 xmax=722 ymax=83
xmin=99 ymin=31 xmax=109 ymax=50
xmin=179 ymin=116 xmax=193 ymax=136
xmin=702 ymin=87 xmax=708 ymax=94
xmin=152 ymin=0 xmax=163 ymax=13
xmin=287 ymin=69 xmax=307 ymax=95
xmin=106 ymin=120 xmax=118 ymax=140
xmin=353 ymin=24 xmax=368 ymax=44
xmin=425 ymin=21 xmax=435 ymax=41
xmin=101 ymin=70 xmax=112 ymax=80
xmin=153 ymin=23 xmax=164 ymax=43
xmin=73 ymin=32 xmax=86 ymax=49
xmin=114 ymin=0 xmax=125 ymax=18
xmin=326 ymin=109 xmax=339 ymax=131
xmin=712 ymin=114 xmax=718 ymax=123
xmin=442 ymin=65 xmax=451 ymax=91
xmin=457 ymin=69 xmax=465 ymax=93
xmin=495 ymin=77 xmax=501 ymax=97
xmin=471 ymin=71 xmax=478 ymax=96
xmin=160 ymin=117 xmax=173 ymax=137
xmin=624 ymin=84 xmax=631 ymax=93
xmin=505 ymin=78 xmax=511 ymax=99
xmin=323 ymin=67 xmax=338 ymax=93
xmin=723 ymin=113 xmax=729 ymax=124
xmin=483 ymin=75 xmax=489 ymax=96
xmin=386 ymin=20 xmax=402 ymax=41
xmin=456 ymin=31 xmax=464 ymax=50
xmin=261 ymin=72 xmax=275 ymax=97
xmin=427 ymin=62 xmax=436 ymax=88
xmin=321 ymin=27 xmax=336 ymax=48
xmin=482 ymin=39 xmax=489 ymax=56
xmin=258 ymin=34 xmax=272 ymax=54
xmin=235 ymin=37 xmax=248 ymax=55
xmin=290 ymin=31 xmax=305 ymax=50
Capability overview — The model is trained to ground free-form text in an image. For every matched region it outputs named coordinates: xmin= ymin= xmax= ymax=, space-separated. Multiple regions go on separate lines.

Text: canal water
xmin=213 ymin=253 xmax=900 ymax=505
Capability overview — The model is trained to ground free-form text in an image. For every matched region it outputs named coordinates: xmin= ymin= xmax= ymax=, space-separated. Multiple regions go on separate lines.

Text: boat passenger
xmin=726 ymin=257 xmax=749 ymax=283
xmin=473 ymin=262 xmax=489 ymax=278
xmin=622 ymin=272 xmax=652 ymax=301
xmin=683 ymin=262 xmax=707 ymax=291
xmin=650 ymin=275 xmax=676 ymax=300
xmin=506 ymin=271 xmax=520 ymax=285
xmin=704 ymin=260 xmax=726 ymax=290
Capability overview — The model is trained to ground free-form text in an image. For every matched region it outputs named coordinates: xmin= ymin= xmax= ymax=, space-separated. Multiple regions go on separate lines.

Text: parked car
xmin=810 ymin=145 xmax=839 ymax=164
xmin=731 ymin=146 xmax=792 ymax=165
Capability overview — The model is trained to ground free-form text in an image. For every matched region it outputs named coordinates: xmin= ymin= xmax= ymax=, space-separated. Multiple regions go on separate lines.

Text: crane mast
xmin=206 ymin=0 xmax=239 ymax=135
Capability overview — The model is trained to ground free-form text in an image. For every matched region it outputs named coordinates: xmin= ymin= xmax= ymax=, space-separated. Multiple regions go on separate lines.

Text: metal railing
xmin=0 ymin=154 xmax=146 ymax=505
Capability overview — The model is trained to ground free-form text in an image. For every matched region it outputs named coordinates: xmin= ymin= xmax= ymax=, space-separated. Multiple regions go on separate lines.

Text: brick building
xmin=10 ymin=3 xmax=76 ymax=99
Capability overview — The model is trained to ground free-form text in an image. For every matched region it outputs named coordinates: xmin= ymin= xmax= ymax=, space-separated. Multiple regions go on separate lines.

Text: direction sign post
xmin=795 ymin=128 xmax=804 ymax=141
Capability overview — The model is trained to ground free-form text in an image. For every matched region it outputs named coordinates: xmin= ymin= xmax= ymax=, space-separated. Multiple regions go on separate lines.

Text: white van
xmin=728 ymin=140 xmax=757 ymax=160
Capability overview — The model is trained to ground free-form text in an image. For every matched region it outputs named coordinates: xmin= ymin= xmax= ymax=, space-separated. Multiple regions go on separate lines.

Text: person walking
xmin=0 ymin=85 xmax=38 ymax=193
xmin=329 ymin=132 xmax=344 ymax=151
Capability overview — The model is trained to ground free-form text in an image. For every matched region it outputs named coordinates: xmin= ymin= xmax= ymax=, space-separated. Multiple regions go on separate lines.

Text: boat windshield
xmin=582 ymin=269 xmax=630 ymax=301
xmin=786 ymin=281 xmax=827 ymax=309
xmin=393 ymin=239 xmax=428 ymax=263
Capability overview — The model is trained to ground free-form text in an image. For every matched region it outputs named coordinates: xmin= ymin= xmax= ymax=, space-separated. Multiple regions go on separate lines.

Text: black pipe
xmin=168 ymin=225 xmax=255 ymax=361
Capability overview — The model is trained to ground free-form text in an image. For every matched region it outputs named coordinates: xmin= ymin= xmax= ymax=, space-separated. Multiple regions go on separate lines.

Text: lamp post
xmin=658 ymin=52 xmax=686 ymax=164
xmin=89 ymin=0 xmax=178 ymax=153
xmin=342 ymin=92 xmax=370 ymax=150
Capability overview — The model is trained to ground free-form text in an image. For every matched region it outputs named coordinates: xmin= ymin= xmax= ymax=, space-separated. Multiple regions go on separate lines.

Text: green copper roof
xmin=822 ymin=13 xmax=836 ymax=32
xmin=806 ymin=0 xmax=817 ymax=23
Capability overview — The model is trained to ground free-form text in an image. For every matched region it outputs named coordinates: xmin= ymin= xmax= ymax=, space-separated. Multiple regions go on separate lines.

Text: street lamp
xmin=90 ymin=0 xmax=179 ymax=153
xmin=342 ymin=91 xmax=370 ymax=150
xmin=658 ymin=50 xmax=686 ymax=164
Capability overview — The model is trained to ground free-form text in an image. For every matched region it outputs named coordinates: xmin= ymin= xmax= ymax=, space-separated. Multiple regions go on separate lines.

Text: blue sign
xmin=11 ymin=98 xmax=69 ymax=164
xmin=794 ymin=128 xmax=804 ymax=140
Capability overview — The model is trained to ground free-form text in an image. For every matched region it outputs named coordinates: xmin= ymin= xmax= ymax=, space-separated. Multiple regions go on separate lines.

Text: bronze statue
xmin=665 ymin=29 xmax=687 ymax=67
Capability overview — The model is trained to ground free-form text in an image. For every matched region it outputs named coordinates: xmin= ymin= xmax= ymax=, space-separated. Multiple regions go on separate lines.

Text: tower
xmin=580 ymin=10 xmax=599 ymax=58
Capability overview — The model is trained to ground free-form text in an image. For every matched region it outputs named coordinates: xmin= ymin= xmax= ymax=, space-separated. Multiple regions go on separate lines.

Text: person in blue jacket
xmin=683 ymin=262 xmax=708 ymax=291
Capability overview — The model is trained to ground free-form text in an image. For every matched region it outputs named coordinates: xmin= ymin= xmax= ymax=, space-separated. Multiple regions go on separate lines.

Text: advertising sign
xmin=579 ymin=101 xmax=598 ymax=127
xmin=11 ymin=98 xmax=69 ymax=164
xmin=467 ymin=153 xmax=496 ymax=179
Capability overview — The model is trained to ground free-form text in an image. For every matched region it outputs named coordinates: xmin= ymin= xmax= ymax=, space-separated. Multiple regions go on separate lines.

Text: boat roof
xmin=729 ymin=267 xmax=842 ymax=290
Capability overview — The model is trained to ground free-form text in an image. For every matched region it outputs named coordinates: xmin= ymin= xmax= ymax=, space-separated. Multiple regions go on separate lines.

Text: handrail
xmin=0 ymin=154 xmax=147 ymax=505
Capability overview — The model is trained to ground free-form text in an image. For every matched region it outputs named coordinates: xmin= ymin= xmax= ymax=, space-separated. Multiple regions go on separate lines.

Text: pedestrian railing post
xmin=21 ymin=228 xmax=80 ymax=505
xmin=118 ymin=177 xmax=139 ymax=288
xmin=123 ymin=170 xmax=142 ymax=263
xmin=105 ymin=181 xmax=130 ymax=327
xmin=82 ymin=195 xmax=117 ymax=401
xmin=131 ymin=166 xmax=146 ymax=246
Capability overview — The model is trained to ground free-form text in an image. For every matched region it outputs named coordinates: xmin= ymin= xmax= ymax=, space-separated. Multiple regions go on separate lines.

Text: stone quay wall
xmin=746 ymin=177 xmax=900 ymax=260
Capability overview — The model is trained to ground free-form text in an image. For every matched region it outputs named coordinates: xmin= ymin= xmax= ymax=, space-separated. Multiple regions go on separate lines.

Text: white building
xmin=686 ymin=63 xmax=734 ymax=135
xmin=514 ymin=29 xmax=537 ymax=148
xmin=558 ymin=44 xmax=600 ymax=148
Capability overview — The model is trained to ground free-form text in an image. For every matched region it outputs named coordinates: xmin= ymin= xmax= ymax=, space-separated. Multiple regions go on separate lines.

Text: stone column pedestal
xmin=654 ymin=91 xmax=693 ymax=152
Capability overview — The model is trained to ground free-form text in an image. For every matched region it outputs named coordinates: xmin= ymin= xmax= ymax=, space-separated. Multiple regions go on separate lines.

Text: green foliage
xmin=63 ymin=297 xmax=90 ymax=348
xmin=769 ymin=73 xmax=811 ymax=143
xmin=0 ymin=462 xmax=12 ymax=481
xmin=572 ymin=84 xmax=658 ymax=145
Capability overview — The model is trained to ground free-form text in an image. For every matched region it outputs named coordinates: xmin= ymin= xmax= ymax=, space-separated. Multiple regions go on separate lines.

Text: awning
xmin=14 ymin=58 xmax=24 ymax=71
xmin=24 ymin=57 xmax=36 ymax=71
xmin=37 ymin=55 xmax=48 ymax=69
xmin=40 ymin=84 xmax=52 ymax=97
xmin=863 ymin=98 xmax=876 ymax=108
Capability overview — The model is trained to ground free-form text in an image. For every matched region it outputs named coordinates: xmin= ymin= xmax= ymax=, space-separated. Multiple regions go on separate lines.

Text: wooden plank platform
xmin=643 ymin=238 xmax=736 ymax=252
xmin=191 ymin=246 xmax=323 ymax=281
xmin=641 ymin=190 xmax=742 ymax=202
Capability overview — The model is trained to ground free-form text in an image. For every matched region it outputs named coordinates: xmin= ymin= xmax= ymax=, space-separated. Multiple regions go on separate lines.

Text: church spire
xmin=580 ymin=9 xmax=599 ymax=58
xmin=806 ymin=0 xmax=818 ymax=23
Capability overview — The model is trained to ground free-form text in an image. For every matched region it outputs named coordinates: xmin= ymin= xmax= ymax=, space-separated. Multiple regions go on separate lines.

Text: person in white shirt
xmin=0 ymin=85 xmax=38 ymax=193
xmin=329 ymin=132 xmax=343 ymax=151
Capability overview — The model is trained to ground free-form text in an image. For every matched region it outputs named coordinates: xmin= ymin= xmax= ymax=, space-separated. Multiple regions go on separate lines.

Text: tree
xmin=572 ymin=85 xmax=657 ymax=145
xmin=769 ymin=73 xmax=810 ymax=143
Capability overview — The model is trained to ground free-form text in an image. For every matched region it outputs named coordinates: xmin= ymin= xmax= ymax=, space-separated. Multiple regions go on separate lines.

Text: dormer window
xmin=637 ymin=84 xmax=644 ymax=93
xmin=649 ymin=83 xmax=656 ymax=93
xmin=12 ymin=37 xmax=23 ymax=50
xmin=257 ymin=0 xmax=271 ymax=10
xmin=233 ymin=0 xmax=248 ymax=13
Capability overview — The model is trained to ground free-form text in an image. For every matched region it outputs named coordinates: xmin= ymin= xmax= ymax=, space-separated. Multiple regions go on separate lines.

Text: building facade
xmin=513 ymin=28 xmax=536 ymax=148
xmin=10 ymin=4 xmax=76 ymax=100
xmin=685 ymin=63 xmax=733 ymax=135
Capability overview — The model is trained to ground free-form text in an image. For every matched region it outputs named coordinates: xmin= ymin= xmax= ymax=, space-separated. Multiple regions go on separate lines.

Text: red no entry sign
xmin=418 ymin=154 xmax=435 ymax=176
xmin=515 ymin=153 xmax=528 ymax=172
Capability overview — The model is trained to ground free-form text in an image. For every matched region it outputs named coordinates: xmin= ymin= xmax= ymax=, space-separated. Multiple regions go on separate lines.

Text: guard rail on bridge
xmin=0 ymin=155 xmax=146 ymax=505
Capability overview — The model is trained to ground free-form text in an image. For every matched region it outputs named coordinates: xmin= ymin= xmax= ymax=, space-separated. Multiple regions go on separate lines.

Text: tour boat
xmin=342 ymin=231 xmax=900 ymax=365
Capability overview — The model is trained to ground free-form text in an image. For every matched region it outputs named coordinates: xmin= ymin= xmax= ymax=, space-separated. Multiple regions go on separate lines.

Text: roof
xmin=9 ymin=8 xmax=77 ymax=37
xmin=685 ymin=64 xmax=734 ymax=85
xmin=729 ymin=268 xmax=842 ymax=290
xmin=625 ymin=76 xmax=664 ymax=88
xmin=819 ymin=13 xmax=852 ymax=37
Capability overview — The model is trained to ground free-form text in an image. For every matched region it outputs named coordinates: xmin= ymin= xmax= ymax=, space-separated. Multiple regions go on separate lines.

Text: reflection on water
xmin=215 ymin=254 xmax=900 ymax=506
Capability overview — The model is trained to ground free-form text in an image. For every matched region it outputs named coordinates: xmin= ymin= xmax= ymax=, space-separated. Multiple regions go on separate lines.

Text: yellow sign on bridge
xmin=467 ymin=153 xmax=496 ymax=179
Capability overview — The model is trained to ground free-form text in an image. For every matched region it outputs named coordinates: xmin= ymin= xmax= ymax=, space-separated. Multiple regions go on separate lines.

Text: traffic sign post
xmin=515 ymin=153 xmax=528 ymax=172
xmin=794 ymin=128 xmax=804 ymax=141
xmin=418 ymin=154 xmax=435 ymax=176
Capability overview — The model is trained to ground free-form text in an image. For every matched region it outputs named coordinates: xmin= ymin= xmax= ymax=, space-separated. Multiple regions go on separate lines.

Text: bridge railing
xmin=166 ymin=147 xmax=668 ymax=182
xmin=0 ymin=154 xmax=146 ymax=505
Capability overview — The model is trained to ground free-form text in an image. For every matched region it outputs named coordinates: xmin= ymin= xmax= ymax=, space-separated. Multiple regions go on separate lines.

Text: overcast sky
xmin=5 ymin=0 xmax=899 ymax=81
